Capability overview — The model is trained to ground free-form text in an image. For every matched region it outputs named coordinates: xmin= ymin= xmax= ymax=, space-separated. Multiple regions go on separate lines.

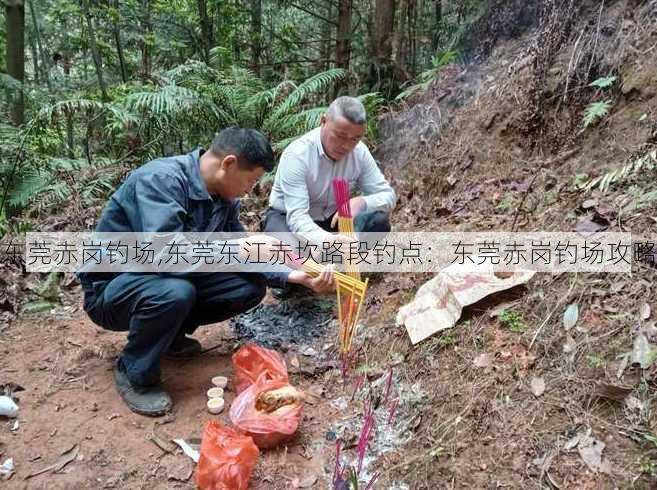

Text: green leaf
xmin=589 ymin=76 xmax=617 ymax=89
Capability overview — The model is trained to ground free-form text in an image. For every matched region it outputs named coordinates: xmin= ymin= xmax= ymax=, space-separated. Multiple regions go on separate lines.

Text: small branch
xmin=288 ymin=2 xmax=337 ymax=25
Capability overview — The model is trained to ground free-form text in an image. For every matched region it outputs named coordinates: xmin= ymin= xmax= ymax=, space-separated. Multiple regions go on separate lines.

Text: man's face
xmin=222 ymin=160 xmax=265 ymax=199
xmin=206 ymin=154 xmax=265 ymax=199
xmin=320 ymin=115 xmax=365 ymax=161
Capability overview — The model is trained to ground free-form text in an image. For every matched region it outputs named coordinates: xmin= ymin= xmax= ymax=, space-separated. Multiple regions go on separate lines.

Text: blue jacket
xmin=78 ymin=149 xmax=247 ymax=288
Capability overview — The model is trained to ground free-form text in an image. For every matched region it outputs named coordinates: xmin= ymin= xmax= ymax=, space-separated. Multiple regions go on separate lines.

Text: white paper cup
xmin=207 ymin=387 xmax=224 ymax=399
xmin=207 ymin=397 xmax=225 ymax=414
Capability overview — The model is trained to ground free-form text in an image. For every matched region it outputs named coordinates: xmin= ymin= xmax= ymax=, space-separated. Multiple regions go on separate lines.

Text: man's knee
xmin=147 ymin=278 xmax=197 ymax=317
xmin=355 ymin=211 xmax=391 ymax=233
xmin=262 ymin=208 xmax=290 ymax=233
xmin=242 ymin=275 xmax=266 ymax=309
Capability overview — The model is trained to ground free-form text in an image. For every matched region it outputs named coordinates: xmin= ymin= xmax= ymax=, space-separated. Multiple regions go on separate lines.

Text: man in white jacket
xmin=264 ymin=96 xmax=397 ymax=293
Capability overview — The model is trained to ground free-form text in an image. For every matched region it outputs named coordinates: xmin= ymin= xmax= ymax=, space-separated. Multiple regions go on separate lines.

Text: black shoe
xmin=113 ymin=363 xmax=171 ymax=417
xmin=164 ymin=335 xmax=203 ymax=359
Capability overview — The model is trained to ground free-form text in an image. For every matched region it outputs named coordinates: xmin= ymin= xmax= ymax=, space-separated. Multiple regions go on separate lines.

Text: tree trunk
xmin=84 ymin=110 xmax=93 ymax=166
xmin=431 ymin=0 xmax=442 ymax=51
xmin=197 ymin=0 xmax=213 ymax=63
xmin=63 ymin=53 xmax=74 ymax=158
xmin=320 ymin=0 xmax=333 ymax=71
xmin=141 ymin=0 xmax=151 ymax=79
xmin=29 ymin=32 xmax=38 ymax=84
xmin=250 ymin=0 xmax=261 ymax=75
xmin=373 ymin=0 xmax=395 ymax=64
xmin=395 ymin=0 xmax=407 ymax=78
xmin=28 ymin=0 xmax=49 ymax=88
xmin=408 ymin=0 xmax=417 ymax=77
xmin=335 ymin=0 xmax=352 ymax=71
xmin=111 ymin=0 xmax=128 ymax=83
xmin=5 ymin=0 xmax=25 ymax=126
xmin=81 ymin=0 xmax=109 ymax=101
xmin=369 ymin=0 xmax=396 ymax=95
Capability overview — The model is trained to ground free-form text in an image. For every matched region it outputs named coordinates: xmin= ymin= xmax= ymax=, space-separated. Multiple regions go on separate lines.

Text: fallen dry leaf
xmin=564 ymin=433 xmax=581 ymax=451
xmin=593 ymin=382 xmax=633 ymax=401
xmin=563 ymin=303 xmax=579 ymax=331
xmin=577 ymin=433 xmax=611 ymax=474
xmin=530 ymin=376 xmax=545 ymax=397
xmin=616 ymin=353 xmax=630 ymax=379
xmin=625 ymin=396 xmax=644 ymax=412
xmin=473 ymin=353 xmax=494 ymax=369
xmin=161 ymin=453 xmax=194 ymax=482
xmin=25 ymin=444 xmax=79 ymax=479
xmin=642 ymin=303 xmax=651 ymax=320
xmin=489 ymin=301 xmax=520 ymax=318
xmin=298 ymin=474 xmax=318 ymax=488
xmin=631 ymin=333 xmax=654 ymax=369
xmin=581 ymin=198 xmax=598 ymax=210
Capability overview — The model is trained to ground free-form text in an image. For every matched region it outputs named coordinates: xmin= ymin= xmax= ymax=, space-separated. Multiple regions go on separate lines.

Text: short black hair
xmin=210 ymin=127 xmax=275 ymax=172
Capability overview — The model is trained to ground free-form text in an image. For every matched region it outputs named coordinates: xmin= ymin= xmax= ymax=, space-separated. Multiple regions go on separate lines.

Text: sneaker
xmin=164 ymin=335 xmax=203 ymax=359
xmin=113 ymin=362 xmax=171 ymax=417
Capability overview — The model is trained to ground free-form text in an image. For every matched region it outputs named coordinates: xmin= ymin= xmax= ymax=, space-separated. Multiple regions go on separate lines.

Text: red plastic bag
xmin=195 ymin=421 xmax=259 ymax=490
xmin=230 ymin=374 xmax=303 ymax=449
xmin=232 ymin=343 xmax=288 ymax=394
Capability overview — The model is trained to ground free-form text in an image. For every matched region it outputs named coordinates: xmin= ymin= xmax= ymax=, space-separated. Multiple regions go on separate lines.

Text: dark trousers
xmin=83 ymin=272 xmax=265 ymax=386
xmin=262 ymin=208 xmax=391 ymax=235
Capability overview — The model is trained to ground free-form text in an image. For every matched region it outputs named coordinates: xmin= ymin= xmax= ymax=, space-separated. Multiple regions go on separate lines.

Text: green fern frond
xmin=222 ymin=66 xmax=264 ymax=90
xmin=36 ymin=98 xmax=105 ymax=123
xmin=106 ymin=105 xmax=141 ymax=132
xmin=165 ymin=60 xmax=222 ymax=84
xmin=269 ymin=107 xmax=326 ymax=136
xmin=358 ymin=92 xmax=385 ymax=112
xmin=583 ymin=100 xmax=612 ymax=127
xmin=432 ymin=50 xmax=458 ymax=69
xmin=395 ymin=83 xmax=422 ymax=101
xmin=0 ymin=123 xmax=22 ymax=152
xmin=81 ymin=174 xmax=120 ymax=203
xmin=272 ymin=135 xmax=302 ymax=152
xmin=44 ymin=157 xmax=90 ymax=172
xmin=37 ymin=182 xmax=73 ymax=209
xmin=269 ymin=68 xmax=345 ymax=121
xmin=7 ymin=169 xmax=51 ymax=208
xmin=624 ymin=189 xmax=657 ymax=213
xmin=209 ymin=46 xmax=233 ymax=69
xmin=585 ymin=149 xmax=657 ymax=192
xmin=0 ymin=73 xmax=22 ymax=92
xmin=125 ymin=85 xmax=200 ymax=115
xmin=244 ymin=81 xmax=295 ymax=121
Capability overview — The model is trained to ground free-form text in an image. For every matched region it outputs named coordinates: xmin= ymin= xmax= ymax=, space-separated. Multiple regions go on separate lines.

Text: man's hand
xmin=288 ymin=266 xmax=336 ymax=295
xmin=330 ymin=196 xmax=367 ymax=229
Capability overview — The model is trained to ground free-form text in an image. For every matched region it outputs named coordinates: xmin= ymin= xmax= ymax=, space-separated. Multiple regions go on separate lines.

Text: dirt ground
xmin=0 ymin=293 xmax=353 ymax=489
xmin=4 ymin=1 xmax=657 ymax=489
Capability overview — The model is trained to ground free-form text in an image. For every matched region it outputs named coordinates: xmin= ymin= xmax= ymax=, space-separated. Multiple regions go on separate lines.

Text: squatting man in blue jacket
xmin=79 ymin=128 xmax=334 ymax=416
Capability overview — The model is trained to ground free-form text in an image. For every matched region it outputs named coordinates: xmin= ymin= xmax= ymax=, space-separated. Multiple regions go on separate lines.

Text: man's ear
xmin=220 ymin=154 xmax=238 ymax=170
xmin=320 ymin=114 xmax=328 ymax=125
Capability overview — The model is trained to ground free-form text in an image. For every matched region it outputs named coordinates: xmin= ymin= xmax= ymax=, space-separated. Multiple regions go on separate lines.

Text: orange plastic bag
xmin=230 ymin=374 xmax=303 ymax=449
xmin=195 ymin=421 xmax=259 ymax=490
xmin=232 ymin=343 xmax=288 ymax=394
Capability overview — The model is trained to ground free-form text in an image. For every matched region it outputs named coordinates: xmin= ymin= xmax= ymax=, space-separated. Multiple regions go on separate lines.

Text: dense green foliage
xmin=1 ymin=0 xmax=488 ymax=225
